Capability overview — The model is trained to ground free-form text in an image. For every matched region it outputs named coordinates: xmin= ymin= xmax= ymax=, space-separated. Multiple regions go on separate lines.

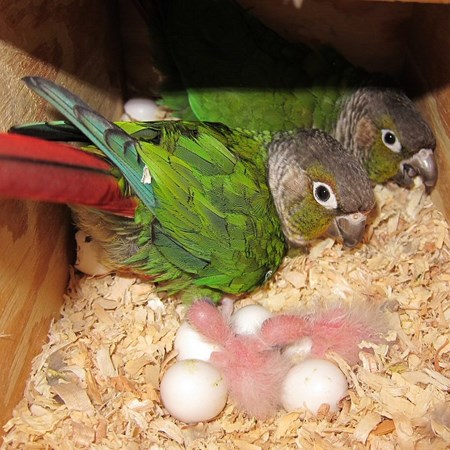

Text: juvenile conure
xmin=141 ymin=0 xmax=437 ymax=191
xmin=3 ymin=77 xmax=374 ymax=303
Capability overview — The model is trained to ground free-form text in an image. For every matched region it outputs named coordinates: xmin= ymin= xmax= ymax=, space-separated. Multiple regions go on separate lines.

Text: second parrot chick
xmin=186 ymin=299 xmax=389 ymax=419
xmin=152 ymin=0 xmax=437 ymax=191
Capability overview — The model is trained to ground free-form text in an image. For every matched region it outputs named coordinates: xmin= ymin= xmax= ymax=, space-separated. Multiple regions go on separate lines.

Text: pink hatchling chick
xmin=187 ymin=300 xmax=291 ymax=419
xmin=187 ymin=300 xmax=388 ymax=418
xmin=261 ymin=303 xmax=387 ymax=365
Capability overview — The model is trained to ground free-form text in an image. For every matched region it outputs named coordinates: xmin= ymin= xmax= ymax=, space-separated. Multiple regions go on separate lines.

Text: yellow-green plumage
xmin=11 ymin=77 xmax=375 ymax=303
xmin=147 ymin=0 xmax=436 ymax=189
xmin=121 ymin=122 xmax=286 ymax=301
xmin=77 ymin=120 xmax=288 ymax=303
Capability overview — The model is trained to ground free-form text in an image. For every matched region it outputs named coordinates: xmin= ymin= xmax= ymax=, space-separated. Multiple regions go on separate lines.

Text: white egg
xmin=160 ymin=359 xmax=228 ymax=423
xmin=281 ymin=358 xmax=348 ymax=414
xmin=74 ymin=230 xmax=110 ymax=276
xmin=230 ymin=304 xmax=272 ymax=335
xmin=174 ymin=322 xmax=220 ymax=361
xmin=123 ymin=98 xmax=159 ymax=121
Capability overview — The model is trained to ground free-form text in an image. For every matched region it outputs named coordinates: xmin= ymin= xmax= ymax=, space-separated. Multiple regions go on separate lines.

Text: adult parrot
xmin=1 ymin=77 xmax=375 ymax=303
xmin=138 ymin=0 xmax=437 ymax=191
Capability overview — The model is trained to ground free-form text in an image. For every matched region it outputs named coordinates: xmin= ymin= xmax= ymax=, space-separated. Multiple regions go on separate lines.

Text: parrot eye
xmin=381 ymin=129 xmax=402 ymax=153
xmin=313 ymin=181 xmax=337 ymax=209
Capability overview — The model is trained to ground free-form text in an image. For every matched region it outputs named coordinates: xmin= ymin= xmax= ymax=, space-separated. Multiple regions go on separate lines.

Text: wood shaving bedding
xmin=2 ymin=182 xmax=450 ymax=449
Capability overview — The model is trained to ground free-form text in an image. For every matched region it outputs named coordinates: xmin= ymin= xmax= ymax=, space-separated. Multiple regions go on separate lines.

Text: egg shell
xmin=230 ymin=304 xmax=273 ymax=335
xmin=160 ymin=359 xmax=228 ymax=423
xmin=174 ymin=321 xmax=221 ymax=361
xmin=123 ymin=98 xmax=159 ymax=121
xmin=281 ymin=358 xmax=348 ymax=414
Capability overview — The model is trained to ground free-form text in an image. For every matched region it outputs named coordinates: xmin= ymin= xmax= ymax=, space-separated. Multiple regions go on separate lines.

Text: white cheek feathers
xmin=230 ymin=304 xmax=273 ymax=335
xmin=281 ymin=358 xmax=348 ymax=415
xmin=174 ymin=321 xmax=221 ymax=361
xmin=74 ymin=230 xmax=110 ymax=276
xmin=159 ymin=359 xmax=228 ymax=423
xmin=121 ymin=98 xmax=160 ymax=121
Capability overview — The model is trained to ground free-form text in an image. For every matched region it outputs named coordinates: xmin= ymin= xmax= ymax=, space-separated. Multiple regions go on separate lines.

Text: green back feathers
xmin=153 ymin=0 xmax=367 ymax=132
xmin=117 ymin=121 xmax=286 ymax=301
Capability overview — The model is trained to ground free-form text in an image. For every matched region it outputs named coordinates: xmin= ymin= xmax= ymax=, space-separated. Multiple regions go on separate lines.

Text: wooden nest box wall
xmin=0 ymin=0 xmax=449 ymax=437
xmin=0 ymin=0 xmax=123 ymax=430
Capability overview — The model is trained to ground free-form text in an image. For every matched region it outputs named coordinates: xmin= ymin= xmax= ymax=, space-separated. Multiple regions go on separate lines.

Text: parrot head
xmin=349 ymin=87 xmax=437 ymax=192
xmin=268 ymin=129 xmax=375 ymax=248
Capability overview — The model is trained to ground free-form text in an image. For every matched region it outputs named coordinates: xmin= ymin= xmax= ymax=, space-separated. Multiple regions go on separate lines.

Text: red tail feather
xmin=0 ymin=133 xmax=137 ymax=217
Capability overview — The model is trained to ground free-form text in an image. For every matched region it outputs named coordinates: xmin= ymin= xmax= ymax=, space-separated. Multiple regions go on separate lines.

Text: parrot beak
xmin=328 ymin=212 xmax=367 ymax=248
xmin=396 ymin=148 xmax=437 ymax=194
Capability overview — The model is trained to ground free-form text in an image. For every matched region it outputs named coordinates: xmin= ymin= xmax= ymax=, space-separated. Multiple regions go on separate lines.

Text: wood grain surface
xmin=405 ymin=4 xmax=450 ymax=220
xmin=237 ymin=0 xmax=414 ymax=77
xmin=0 ymin=0 xmax=123 ymax=431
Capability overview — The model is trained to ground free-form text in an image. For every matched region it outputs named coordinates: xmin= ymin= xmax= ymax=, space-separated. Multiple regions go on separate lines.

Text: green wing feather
xmin=22 ymin=77 xmax=286 ymax=303
xmin=23 ymin=77 xmax=157 ymax=210
xmin=121 ymin=121 xmax=286 ymax=300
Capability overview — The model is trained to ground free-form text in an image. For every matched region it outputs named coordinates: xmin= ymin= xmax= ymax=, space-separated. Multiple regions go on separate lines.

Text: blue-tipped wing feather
xmin=23 ymin=77 xmax=156 ymax=210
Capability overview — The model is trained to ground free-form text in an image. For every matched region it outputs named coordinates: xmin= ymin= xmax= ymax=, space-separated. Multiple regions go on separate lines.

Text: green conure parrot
xmin=1 ymin=77 xmax=375 ymax=303
xmin=140 ymin=0 xmax=437 ymax=191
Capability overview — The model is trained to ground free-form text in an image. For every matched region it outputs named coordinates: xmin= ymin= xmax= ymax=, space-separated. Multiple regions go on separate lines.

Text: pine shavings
xmin=51 ymin=382 xmax=95 ymax=413
xmin=2 ymin=183 xmax=450 ymax=448
xmin=353 ymin=411 xmax=382 ymax=443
